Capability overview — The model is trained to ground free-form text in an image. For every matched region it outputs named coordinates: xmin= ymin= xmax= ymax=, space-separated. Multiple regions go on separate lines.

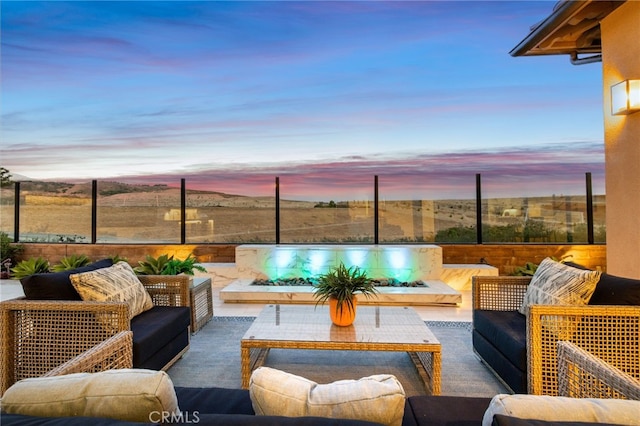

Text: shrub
xmin=135 ymin=254 xmax=206 ymax=275
xmin=11 ymin=257 xmax=51 ymax=279
xmin=109 ymin=255 xmax=128 ymax=264
xmin=0 ymin=231 xmax=24 ymax=268
xmin=51 ymin=254 xmax=91 ymax=272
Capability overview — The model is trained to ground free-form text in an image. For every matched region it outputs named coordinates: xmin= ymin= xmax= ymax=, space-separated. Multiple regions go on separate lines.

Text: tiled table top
xmin=243 ymin=304 xmax=440 ymax=345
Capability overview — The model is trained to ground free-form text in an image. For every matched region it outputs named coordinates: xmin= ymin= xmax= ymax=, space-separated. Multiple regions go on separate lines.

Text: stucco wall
xmin=601 ymin=2 xmax=640 ymax=279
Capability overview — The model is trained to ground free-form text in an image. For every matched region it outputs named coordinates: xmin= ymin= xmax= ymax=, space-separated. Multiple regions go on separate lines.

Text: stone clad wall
xmin=16 ymin=243 xmax=606 ymax=276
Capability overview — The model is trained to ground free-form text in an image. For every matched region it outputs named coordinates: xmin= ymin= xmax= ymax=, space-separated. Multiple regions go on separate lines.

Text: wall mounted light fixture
xmin=611 ymin=79 xmax=640 ymax=115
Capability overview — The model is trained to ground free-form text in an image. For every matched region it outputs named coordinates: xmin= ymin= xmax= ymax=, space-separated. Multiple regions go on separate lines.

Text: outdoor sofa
xmin=472 ymin=258 xmax=640 ymax=394
xmin=0 ymin=259 xmax=192 ymax=395
xmin=1 ymin=331 xmax=638 ymax=426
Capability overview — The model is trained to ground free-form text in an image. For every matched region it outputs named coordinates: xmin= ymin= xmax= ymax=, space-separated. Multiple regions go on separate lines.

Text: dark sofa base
xmin=406 ymin=395 xmax=491 ymax=426
xmin=135 ymin=329 xmax=190 ymax=371
xmin=131 ymin=306 xmax=191 ymax=371
xmin=472 ymin=331 xmax=525 ymax=394
xmin=472 ymin=310 xmax=527 ymax=394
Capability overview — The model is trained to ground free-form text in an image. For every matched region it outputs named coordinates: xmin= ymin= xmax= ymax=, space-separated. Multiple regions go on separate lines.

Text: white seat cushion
xmin=482 ymin=394 xmax=640 ymax=426
xmin=1 ymin=369 xmax=179 ymax=422
xmin=250 ymin=366 xmax=406 ymax=426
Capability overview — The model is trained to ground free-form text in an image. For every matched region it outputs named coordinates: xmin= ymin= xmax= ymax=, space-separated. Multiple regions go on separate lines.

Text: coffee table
xmin=241 ymin=304 xmax=441 ymax=394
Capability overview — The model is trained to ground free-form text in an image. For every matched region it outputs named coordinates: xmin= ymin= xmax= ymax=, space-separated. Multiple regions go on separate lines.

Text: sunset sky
xmin=1 ymin=1 xmax=606 ymax=201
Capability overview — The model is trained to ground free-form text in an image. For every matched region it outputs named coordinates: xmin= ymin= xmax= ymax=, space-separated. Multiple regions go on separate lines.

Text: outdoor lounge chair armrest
xmin=0 ymin=298 xmax=130 ymax=395
xmin=472 ymin=276 xmax=531 ymax=311
xmin=138 ymin=275 xmax=191 ymax=308
xmin=0 ymin=298 xmax=130 ymax=330
xmin=557 ymin=340 xmax=640 ymax=400
xmin=0 ymin=298 xmax=130 ymax=329
xmin=43 ymin=331 xmax=134 ymax=377
xmin=527 ymin=304 xmax=640 ymax=396
xmin=0 ymin=297 xmax=129 ymax=312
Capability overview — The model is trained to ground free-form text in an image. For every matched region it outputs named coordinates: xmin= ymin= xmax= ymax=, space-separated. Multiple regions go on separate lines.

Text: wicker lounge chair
xmin=473 ymin=275 xmax=640 ymax=395
xmin=0 ymin=275 xmax=191 ymax=396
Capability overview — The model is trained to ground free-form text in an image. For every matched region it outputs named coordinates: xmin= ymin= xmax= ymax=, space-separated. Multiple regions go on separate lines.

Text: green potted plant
xmin=313 ymin=262 xmax=378 ymax=326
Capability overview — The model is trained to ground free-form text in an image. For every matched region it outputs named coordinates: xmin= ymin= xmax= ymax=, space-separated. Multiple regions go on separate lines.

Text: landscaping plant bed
xmin=250 ymin=277 xmax=427 ymax=287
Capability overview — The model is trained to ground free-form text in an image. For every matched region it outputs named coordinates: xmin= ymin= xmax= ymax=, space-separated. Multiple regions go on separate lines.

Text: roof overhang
xmin=510 ymin=0 xmax=625 ymax=61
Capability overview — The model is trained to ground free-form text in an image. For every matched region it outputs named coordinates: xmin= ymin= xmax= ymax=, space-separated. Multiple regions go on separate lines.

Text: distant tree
xmin=314 ymin=200 xmax=339 ymax=208
xmin=435 ymin=225 xmax=476 ymax=243
xmin=0 ymin=167 xmax=13 ymax=187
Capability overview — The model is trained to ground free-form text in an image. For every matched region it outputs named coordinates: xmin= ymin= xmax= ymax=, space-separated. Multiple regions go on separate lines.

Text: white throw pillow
xmin=482 ymin=394 xmax=640 ymax=426
xmin=71 ymin=261 xmax=153 ymax=319
xmin=0 ymin=369 xmax=179 ymax=422
xmin=518 ymin=257 xmax=601 ymax=315
xmin=249 ymin=366 xmax=406 ymax=426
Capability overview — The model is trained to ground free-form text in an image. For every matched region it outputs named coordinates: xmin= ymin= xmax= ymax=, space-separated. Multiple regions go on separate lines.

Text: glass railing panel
xmin=379 ymin=175 xmax=478 ymax=243
xmin=185 ymin=178 xmax=276 ymax=243
xmin=4 ymin=173 xmax=605 ymax=246
xmin=591 ymin=172 xmax=606 ymax=243
xmin=279 ymin=176 xmax=374 ymax=243
xmin=592 ymin=194 xmax=606 ymax=243
xmin=17 ymin=181 xmax=91 ymax=243
xmin=482 ymin=173 xmax=594 ymax=243
xmin=96 ymin=181 xmax=180 ymax=243
xmin=0 ymin=183 xmax=15 ymax=237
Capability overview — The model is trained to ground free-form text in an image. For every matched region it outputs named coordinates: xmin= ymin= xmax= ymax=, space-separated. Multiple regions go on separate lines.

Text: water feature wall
xmin=235 ymin=244 xmax=443 ymax=282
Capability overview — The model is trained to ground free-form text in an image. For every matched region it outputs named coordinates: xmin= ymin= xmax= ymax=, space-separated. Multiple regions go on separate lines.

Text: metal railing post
xmin=586 ymin=172 xmax=594 ymax=244
xmin=181 ymin=179 xmax=186 ymax=244
xmin=14 ymin=182 xmax=20 ymax=242
xmin=476 ymin=173 xmax=482 ymax=244
xmin=374 ymin=175 xmax=379 ymax=244
xmin=91 ymin=180 xmax=97 ymax=243
xmin=275 ymin=177 xmax=280 ymax=244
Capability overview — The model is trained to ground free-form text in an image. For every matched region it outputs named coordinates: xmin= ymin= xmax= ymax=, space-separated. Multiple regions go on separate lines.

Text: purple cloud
xmin=96 ymin=141 xmax=604 ymax=201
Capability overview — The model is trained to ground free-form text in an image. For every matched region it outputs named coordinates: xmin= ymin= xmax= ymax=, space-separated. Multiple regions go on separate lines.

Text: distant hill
xmin=16 ymin=180 xmax=230 ymax=198
xmin=9 ymin=173 xmax=33 ymax=181
xmin=75 ymin=181 xmax=171 ymax=197
xmin=17 ymin=181 xmax=74 ymax=194
xmin=8 ymin=179 xmax=312 ymax=208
